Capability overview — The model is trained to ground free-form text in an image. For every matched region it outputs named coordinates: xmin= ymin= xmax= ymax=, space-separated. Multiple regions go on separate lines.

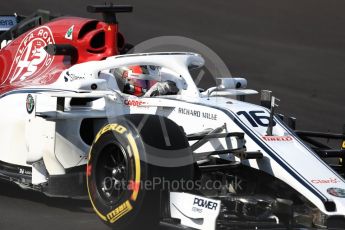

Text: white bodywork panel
xmin=0 ymin=93 xmax=30 ymax=167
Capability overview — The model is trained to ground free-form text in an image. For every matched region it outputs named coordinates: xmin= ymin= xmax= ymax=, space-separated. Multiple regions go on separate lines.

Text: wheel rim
xmin=95 ymin=142 xmax=130 ymax=205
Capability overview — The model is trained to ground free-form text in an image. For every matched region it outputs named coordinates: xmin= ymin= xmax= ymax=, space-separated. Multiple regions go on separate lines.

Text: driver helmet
xmin=114 ymin=65 xmax=159 ymax=96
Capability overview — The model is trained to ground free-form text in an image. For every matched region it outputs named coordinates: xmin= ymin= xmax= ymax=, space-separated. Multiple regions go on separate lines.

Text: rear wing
xmin=0 ymin=10 xmax=56 ymax=49
xmin=0 ymin=15 xmax=18 ymax=49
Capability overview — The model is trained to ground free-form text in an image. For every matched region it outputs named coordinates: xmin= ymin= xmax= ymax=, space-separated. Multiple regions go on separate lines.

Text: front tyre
xmin=87 ymin=115 xmax=194 ymax=229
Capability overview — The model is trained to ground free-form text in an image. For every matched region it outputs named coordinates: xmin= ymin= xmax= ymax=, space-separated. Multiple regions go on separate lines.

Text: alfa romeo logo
xmin=26 ymin=94 xmax=35 ymax=114
xmin=5 ymin=26 xmax=55 ymax=84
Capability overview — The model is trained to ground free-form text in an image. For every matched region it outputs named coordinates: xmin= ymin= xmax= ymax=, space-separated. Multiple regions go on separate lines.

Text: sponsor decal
xmin=65 ymin=25 xmax=74 ymax=40
xmin=178 ymin=108 xmax=217 ymax=120
xmin=262 ymin=136 xmax=293 ymax=141
xmin=311 ymin=178 xmax=341 ymax=184
xmin=19 ymin=168 xmax=32 ymax=175
xmin=202 ymin=112 xmax=218 ymax=120
xmin=4 ymin=26 xmax=55 ymax=85
xmin=327 ymin=187 xmax=345 ymax=198
xmin=64 ymin=71 xmax=85 ymax=82
xmin=0 ymin=16 xmax=16 ymax=31
xmin=0 ymin=19 xmax=14 ymax=27
xmin=106 ymin=200 xmax=133 ymax=223
xmin=179 ymin=108 xmax=200 ymax=117
xmin=124 ymin=99 xmax=146 ymax=107
xmin=94 ymin=123 xmax=127 ymax=143
xmin=192 ymin=207 xmax=203 ymax=213
xmin=193 ymin=198 xmax=218 ymax=211
xmin=26 ymin=94 xmax=35 ymax=114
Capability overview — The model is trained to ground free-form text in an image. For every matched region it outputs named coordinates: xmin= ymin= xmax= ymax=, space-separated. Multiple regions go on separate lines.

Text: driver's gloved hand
xmin=144 ymin=80 xmax=179 ymax=97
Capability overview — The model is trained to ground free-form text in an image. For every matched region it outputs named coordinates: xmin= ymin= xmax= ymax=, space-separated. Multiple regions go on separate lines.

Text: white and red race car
xmin=0 ymin=5 xmax=345 ymax=230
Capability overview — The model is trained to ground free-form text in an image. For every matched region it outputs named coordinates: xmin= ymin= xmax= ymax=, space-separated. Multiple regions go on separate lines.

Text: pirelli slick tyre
xmin=87 ymin=114 xmax=194 ymax=229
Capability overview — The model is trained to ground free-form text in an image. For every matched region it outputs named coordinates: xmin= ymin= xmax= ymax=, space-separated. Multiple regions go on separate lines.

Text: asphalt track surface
xmin=0 ymin=0 xmax=345 ymax=229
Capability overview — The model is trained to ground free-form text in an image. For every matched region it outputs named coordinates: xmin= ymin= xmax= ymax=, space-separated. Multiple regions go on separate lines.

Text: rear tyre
xmin=87 ymin=114 xmax=194 ymax=229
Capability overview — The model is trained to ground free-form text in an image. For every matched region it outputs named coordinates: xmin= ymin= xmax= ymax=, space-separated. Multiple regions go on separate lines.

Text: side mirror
xmin=217 ymin=77 xmax=247 ymax=89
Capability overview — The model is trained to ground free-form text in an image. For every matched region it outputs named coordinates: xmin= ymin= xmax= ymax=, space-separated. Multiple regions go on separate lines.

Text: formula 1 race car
xmin=1 ymin=4 xmax=345 ymax=230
